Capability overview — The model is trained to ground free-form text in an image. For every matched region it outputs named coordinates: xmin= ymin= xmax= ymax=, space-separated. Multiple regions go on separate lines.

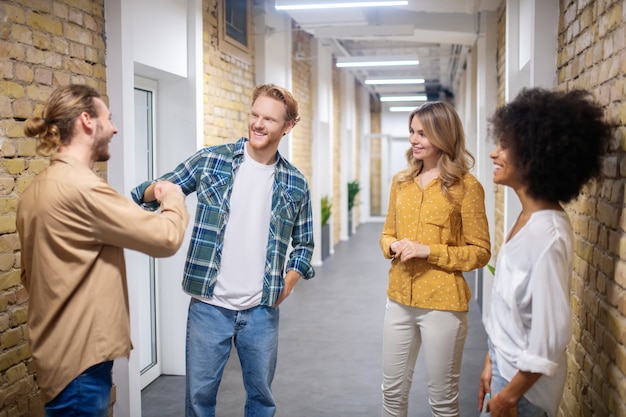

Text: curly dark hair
xmin=490 ymin=88 xmax=611 ymax=203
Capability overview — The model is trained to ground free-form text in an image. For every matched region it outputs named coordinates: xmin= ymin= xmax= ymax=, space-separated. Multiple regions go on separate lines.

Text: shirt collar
xmin=237 ymin=137 xmax=285 ymax=167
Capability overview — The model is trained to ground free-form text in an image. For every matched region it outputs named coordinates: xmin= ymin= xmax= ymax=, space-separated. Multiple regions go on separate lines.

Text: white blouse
xmin=484 ymin=210 xmax=573 ymax=417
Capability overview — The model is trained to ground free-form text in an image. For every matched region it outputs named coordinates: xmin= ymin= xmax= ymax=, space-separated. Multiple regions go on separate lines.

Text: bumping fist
xmin=153 ymin=181 xmax=183 ymax=203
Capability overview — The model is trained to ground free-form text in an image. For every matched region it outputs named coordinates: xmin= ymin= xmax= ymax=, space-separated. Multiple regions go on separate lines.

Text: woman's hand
xmin=478 ymin=352 xmax=492 ymax=411
xmin=392 ymin=238 xmax=430 ymax=262
xmin=478 ymin=352 xmax=519 ymax=416
xmin=488 ymin=394 xmax=518 ymax=417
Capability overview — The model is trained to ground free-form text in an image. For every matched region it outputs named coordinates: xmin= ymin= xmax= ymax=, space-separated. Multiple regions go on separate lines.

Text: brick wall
xmin=492 ymin=4 xmax=506 ymax=266
xmin=557 ymin=0 xmax=626 ymax=416
xmin=369 ymin=97 xmax=382 ymax=216
xmin=0 ymin=1 xmax=107 ymax=415
xmin=291 ymin=26 xmax=313 ymax=182
xmin=202 ymin=0 xmax=255 ymax=147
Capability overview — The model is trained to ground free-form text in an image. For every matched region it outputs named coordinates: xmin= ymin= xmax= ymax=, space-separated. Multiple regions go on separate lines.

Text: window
xmin=219 ymin=0 xmax=252 ymax=60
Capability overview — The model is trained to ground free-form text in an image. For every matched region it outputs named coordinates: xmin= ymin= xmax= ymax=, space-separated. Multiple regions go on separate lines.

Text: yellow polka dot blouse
xmin=379 ymin=172 xmax=491 ymax=312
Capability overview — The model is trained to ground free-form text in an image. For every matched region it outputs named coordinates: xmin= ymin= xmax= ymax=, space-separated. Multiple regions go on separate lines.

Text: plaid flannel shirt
xmin=131 ymin=138 xmax=315 ymax=306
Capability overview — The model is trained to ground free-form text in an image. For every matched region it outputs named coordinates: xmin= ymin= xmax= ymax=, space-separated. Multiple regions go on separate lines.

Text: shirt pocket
xmin=423 ymin=208 xmax=457 ymax=244
xmin=197 ymin=172 xmax=229 ymax=207
xmin=272 ymin=190 xmax=302 ymax=237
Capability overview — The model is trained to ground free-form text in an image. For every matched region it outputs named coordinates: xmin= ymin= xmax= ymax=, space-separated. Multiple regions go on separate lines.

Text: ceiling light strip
xmin=389 ymin=106 xmax=419 ymax=112
xmin=276 ymin=1 xmax=408 ymax=10
xmin=380 ymin=95 xmax=428 ymax=102
xmin=365 ymin=78 xmax=425 ymax=85
xmin=336 ymin=60 xmax=418 ymax=68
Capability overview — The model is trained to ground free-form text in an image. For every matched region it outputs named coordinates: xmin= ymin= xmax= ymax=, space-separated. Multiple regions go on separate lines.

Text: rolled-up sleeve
xmin=518 ymin=238 xmax=572 ymax=376
xmin=285 ymin=188 xmax=315 ymax=279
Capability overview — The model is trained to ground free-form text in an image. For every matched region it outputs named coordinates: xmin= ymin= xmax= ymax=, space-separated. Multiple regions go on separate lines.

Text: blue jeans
xmin=185 ymin=299 xmax=280 ymax=417
xmin=488 ymin=340 xmax=548 ymax=417
xmin=45 ymin=361 xmax=113 ymax=417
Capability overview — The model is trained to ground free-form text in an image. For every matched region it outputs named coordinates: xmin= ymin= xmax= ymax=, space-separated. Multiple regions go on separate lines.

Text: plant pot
xmin=321 ymin=223 xmax=330 ymax=260
xmin=348 ymin=210 xmax=353 ymax=237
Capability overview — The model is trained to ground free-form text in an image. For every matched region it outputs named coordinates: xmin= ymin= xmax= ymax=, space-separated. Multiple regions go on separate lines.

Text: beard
xmin=92 ymin=121 xmax=111 ymax=162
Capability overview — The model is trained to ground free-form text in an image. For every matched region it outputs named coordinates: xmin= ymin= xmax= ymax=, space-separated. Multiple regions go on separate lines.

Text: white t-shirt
xmin=207 ymin=144 xmax=275 ymax=310
xmin=484 ymin=210 xmax=573 ymax=417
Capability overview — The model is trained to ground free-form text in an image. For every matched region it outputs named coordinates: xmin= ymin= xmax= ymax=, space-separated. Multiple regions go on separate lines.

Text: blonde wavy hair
xmin=398 ymin=101 xmax=475 ymax=203
xmin=23 ymin=84 xmax=100 ymax=155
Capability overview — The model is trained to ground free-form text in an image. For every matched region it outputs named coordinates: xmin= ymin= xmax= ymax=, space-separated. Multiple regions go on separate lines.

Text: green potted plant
xmin=321 ymin=196 xmax=332 ymax=260
xmin=321 ymin=195 xmax=332 ymax=227
xmin=347 ymin=180 xmax=361 ymax=212
xmin=347 ymin=180 xmax=360 ymax=236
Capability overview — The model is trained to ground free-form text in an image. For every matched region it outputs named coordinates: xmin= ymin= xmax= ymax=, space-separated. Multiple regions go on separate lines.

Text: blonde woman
xmin=380 ymin=101 xmax=491 ymax=417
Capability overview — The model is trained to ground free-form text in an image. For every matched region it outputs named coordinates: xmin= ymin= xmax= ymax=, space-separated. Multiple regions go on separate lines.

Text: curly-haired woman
xmin=380 ymin=101 xmax=491 ymax=417
xmin=479 ymin=88 xmax=612 ymax=417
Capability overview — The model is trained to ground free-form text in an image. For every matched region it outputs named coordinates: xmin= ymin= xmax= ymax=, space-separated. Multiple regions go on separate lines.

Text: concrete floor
xmin=141 ymin=221 xmax=488 ymax=417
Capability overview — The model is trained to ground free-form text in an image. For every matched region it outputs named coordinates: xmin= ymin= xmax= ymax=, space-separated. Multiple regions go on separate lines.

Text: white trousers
xmin=381 ymin=299 xmax=468 ymax=417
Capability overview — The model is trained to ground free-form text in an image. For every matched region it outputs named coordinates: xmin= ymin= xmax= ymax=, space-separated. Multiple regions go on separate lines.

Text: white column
xmin=340 ymin=72 xmax=355 ymax=241
xmin=311 ymin=38 xmax=333 ymax=265
xmin=104 ymin=0 xmax=141 ymax=415
xmin=475 ymin=10 xmax=499 ymax=313
xmin=358 ymin=84 xmax=372 ymax=222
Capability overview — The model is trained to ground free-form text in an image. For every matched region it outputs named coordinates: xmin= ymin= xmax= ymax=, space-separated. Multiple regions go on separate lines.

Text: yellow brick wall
xmin=291 ymin=27 xmax=313 ymax=182
xmin=557 ymin=0 xmax=626 ymax=416
xmin=202 ymin=0 xmax=255 ymax=147
xmin=0 ymin=1 xmax=107 ymax=415
xmin=369 ymin=96 xmax=382 ymax=216
xmin=492 ymin=4 xmax=506 ymax=265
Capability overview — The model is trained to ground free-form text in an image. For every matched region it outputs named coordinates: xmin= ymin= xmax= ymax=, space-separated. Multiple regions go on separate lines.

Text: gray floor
xmin=141 ymin=221 xmax=488 ymax=417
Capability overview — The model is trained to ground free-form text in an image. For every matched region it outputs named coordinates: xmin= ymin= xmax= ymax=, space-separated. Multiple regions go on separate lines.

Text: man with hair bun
xmin=17 ymin=84 xmax=190 ymax=416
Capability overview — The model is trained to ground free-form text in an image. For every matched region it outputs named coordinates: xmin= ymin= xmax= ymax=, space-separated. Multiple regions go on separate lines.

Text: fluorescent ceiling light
xmin=365 ymin=78 xmax=425 ymax=85
xmin=276 ymin=1 xmax=408 ymax=10
xmin=337 ymin=60 xmax=418 ymax=67
xmin=336 ymin=56 xmax=419 ymax=68
xmin=380 ymin=95 xmax=428 ymax=102
xmin=389 ymin=106 xmax=419 ymax=112
xmin=313 ymin=24 xmax=414 ymax=38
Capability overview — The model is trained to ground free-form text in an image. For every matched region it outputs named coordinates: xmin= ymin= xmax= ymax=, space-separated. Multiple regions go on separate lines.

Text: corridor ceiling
xmin=274 ymin=0 xmax=503 ymax=106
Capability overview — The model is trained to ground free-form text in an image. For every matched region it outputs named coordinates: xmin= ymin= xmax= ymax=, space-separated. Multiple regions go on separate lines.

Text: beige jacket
xmin=17 ymin=153 xmax=189 ymax=402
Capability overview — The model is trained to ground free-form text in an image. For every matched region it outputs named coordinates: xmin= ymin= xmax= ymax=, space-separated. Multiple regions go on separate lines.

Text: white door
xmin=134 ymin=78 xmax=161 ymax=389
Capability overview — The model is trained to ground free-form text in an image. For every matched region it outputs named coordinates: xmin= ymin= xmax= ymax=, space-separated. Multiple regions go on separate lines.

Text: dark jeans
xmin=45 ymin=361 xmax=113 ymax=417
